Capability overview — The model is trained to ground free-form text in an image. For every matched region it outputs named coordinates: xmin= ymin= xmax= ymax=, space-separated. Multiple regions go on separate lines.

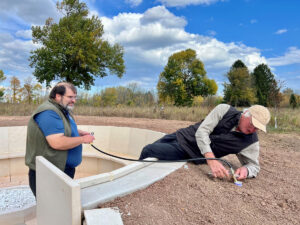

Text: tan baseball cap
xmin=248 ymin=105 xmax=271 ymax=132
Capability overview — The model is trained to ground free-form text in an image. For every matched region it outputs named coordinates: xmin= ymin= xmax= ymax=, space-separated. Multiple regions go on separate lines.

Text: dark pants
xmin=139 ymin=133 xmax=190 ymax=160
xmin=29 ymin=166 xmax=76 ymax=197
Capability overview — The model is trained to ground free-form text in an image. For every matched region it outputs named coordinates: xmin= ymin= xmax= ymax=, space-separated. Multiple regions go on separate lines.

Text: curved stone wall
xmin=0 ymin=125 xmax=165 ymax=183
xmin=0 ymin=125 xmax=166 ymax=224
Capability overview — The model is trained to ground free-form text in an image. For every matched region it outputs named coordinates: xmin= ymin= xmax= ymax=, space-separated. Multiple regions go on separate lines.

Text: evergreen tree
xmin=231 ymin=59 xmax=247 ymax=69
xmin=289 ymin=93 xmax=297 ymax=109
xmin=223 ymin=60 xmax=256 ymax=106
xmin=252 ymin=63 xmax=279 ymax=106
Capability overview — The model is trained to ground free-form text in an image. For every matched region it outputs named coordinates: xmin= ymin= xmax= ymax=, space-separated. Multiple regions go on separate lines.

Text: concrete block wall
xmin=0 ymin=126 xmax=28 ymax=179
xmin=0 ymin=126 xmax=27 ymax=157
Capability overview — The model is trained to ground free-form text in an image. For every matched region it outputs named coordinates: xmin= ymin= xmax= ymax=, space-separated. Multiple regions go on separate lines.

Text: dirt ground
xmin=1 ymin=116 xmax=299 ymax=225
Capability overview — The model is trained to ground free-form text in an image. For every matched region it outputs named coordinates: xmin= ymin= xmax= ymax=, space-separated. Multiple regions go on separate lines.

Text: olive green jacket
xmin=25 ymin=99 xmax=72 ymax=171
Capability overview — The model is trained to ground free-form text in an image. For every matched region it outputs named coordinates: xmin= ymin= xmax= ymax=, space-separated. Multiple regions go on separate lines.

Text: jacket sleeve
xmin=236 ymin=142 xmax=260 ymax=178
xmin=195 ymin=104 xmax=230 ymax=155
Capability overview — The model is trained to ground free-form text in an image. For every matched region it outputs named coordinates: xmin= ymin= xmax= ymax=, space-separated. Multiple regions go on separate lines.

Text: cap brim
xmin=252 ymin=117 xmax=267 ymax=133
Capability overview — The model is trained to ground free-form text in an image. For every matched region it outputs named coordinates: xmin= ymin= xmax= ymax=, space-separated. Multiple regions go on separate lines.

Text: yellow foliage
xmin=192 ymin=96 xmax=204 ymax=106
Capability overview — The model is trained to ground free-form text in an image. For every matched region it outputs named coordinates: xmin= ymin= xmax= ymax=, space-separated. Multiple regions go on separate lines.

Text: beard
xmin=66 ymin=105 xmax=74 ymax=111
xmin=60 ymin=99 xmax=74 ymax=111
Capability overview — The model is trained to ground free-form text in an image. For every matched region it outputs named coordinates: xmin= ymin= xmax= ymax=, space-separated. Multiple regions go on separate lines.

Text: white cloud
xmin=157 ymin=0 xmax=224 ymax=7
xmin=101 ymin=6 xmax=266 ymax=73
xmin=140 ymin=6 xmax=187 ymax=28
xmin=268 ymin=47 xmax=300 ymax=66
xmin=15 ymin=29 xmax=32 ymax=39
xmin=121 ymin=79 xmax=147 ymax=87
xmin=275 ymin=29 xmax=287 ymax=34
xmin=0 ymin=3 xmax=271 ymax=91
xmin=0 ymin=33 xmax=37 ymax=75
xmin=250 ymin=19 xmax=257 ymax=24
xmin=125 ymin=0 xmax=143 ymax=7
xmin=0 ymin=0 xmax=58 ymax=25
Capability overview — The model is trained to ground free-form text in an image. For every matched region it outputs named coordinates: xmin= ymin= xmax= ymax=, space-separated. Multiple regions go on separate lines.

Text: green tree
xmin=223 ymin=60 xmax=256 ymax=106
xmin=252 ymin=64 xmax=279 ymax=106
xmin=289 ymin=93 xmax=297 ymax=109
xmin=29 ymin=0 xmax=125 ymax=89
xmin=92 ymin=93 xmax=102 ymax=107
xmin=203 ymin=78 xmax=218 ymax=96
xmin=77 ymin=92 xmax=90 ymax=105
xmin=0 ymin=70 xmax=5 ymax=82
xmin=101 ymin=87 xmax=117 ymax=106
xmin=157 ymin=49 xmax=217 ymax=106
xmin=0 ymin=70 xmax=6 ymax=101
xmin=231 ymin=59 xmax=247 ymax=69
xmin=268 ymin=79 xmax=283 ymax=108
xmin=143 ymin=91 xmax=155 ymax=106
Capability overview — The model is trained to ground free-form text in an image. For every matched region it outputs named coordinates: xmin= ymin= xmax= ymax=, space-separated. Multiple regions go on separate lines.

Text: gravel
xmin=0 ymin=187 xmax=36 ymax=213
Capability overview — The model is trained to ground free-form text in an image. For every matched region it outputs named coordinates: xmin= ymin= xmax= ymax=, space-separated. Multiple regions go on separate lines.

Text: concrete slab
xmin=84 ymin=208 xmax=123 ymax=225
xmin=77 ymin=161 xmax=153 ymax=189
xmin=26 ymin=217 xmax=37 ymax=225
xmin=81 ymin=161 xmax=185 ymax=210
xmin=36 ymin=157 xmax=81 ymax=225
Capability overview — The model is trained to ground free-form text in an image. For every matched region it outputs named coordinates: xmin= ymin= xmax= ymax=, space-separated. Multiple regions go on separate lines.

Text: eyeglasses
xmin=63 ymin=95 xmax=77 ymax=100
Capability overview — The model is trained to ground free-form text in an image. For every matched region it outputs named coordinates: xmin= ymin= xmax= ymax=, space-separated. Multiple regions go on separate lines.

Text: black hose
xmin=90 ymin=144 xmax=233 ymax=169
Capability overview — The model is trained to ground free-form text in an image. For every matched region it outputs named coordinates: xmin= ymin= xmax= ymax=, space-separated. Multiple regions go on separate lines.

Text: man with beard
xmin=25 ymin=82 xmax=95 ymax=196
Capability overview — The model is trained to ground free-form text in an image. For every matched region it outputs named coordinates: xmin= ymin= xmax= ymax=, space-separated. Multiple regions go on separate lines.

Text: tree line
xmin=223 ymin=60 xmax=282 ymax=107
xmin=0 ymin=71 xmax=43 ymax=104
xmin=0 ymin=0 xmax=299 ymax=109
xmin=1 ymin=68 xmax=299 ymax=109
xmin=76 ymin=83 xmax=156 ymax=107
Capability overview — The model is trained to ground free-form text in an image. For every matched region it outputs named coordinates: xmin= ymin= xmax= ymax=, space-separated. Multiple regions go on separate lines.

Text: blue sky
xmin=0 ymin=0 xmax=300 ymax=96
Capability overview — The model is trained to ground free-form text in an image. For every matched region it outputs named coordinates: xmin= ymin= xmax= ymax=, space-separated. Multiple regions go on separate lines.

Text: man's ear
xmin=55 ymin=93 xmax=62 ymax=101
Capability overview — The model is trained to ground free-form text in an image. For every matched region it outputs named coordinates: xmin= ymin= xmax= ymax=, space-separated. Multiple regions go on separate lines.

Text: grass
xmin=0 ymin=103 xmax=37 ymax=116
xmin=1 ymin=102 xmax=300 ymax=133
xmin=74 ymin=105 xmax=212 ymax=121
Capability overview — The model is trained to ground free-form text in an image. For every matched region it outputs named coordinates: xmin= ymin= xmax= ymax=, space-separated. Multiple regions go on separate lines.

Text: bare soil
xmin=1 ymin=116 xmax=299 ymax=225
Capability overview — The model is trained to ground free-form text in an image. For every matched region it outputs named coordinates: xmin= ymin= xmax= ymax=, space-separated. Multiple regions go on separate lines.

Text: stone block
xmin=36 ymin=156 xmax=81 ymax=225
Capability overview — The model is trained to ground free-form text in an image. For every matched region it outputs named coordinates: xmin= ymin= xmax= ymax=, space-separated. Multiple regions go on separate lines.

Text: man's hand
xmin=205 ymin=152 xmax=229 ymax=178
xmin=234 ymin=167 xmax=248 ymax=180
xmin=78 ymin=130 xmax=91 ymax=136
xmin=81 ymin=134 xmax=95 ymax=144
xmin=46 ymin=133 xmax=95 ymax=150
xmin=78 ymin=130 xmax=95 ymax=143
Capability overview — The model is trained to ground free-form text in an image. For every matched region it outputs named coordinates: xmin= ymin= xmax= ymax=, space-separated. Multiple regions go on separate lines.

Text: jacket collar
xmin=48 ymin=98 xmax=70 ymax=119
